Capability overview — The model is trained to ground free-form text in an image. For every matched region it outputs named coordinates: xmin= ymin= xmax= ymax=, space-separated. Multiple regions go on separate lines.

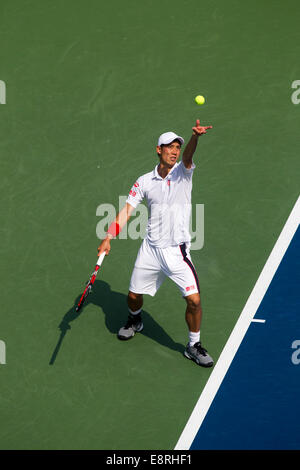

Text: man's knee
xmin=128 ymin=291 xmax=143 ymax=302
xmin=185 ymin=293 xmax=201 ymax=310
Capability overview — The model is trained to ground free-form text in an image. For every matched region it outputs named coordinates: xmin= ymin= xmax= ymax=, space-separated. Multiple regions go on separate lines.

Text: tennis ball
xmin=195 ymin=95 xmax=205 ymax=105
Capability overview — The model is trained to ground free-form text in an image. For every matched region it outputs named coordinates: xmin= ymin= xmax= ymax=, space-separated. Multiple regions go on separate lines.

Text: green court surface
xmin=0 ymin=0 xmax=299 ymax=450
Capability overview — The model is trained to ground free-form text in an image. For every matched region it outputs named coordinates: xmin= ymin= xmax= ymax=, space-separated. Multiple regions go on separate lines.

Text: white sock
xmin=128 ymin=307 xmax=142 ymax=315
xmin=189 ymin=331 xmax=200 ymax=347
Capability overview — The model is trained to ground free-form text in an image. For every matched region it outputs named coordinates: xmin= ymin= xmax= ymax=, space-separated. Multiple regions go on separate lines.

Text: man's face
xmin=156 ymin=140 xmax=181 ymax=167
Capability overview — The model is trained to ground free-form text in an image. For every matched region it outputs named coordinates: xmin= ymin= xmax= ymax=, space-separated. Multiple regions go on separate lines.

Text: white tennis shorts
xmin=129 ymin=238 xmax=200 ymax=297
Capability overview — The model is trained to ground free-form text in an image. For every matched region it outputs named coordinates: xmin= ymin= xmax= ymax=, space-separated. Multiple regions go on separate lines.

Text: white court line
xmin=251 ymin=319 xmax=266 ymax=323
xmin=175 ymin=195 xmax=300 ymax=450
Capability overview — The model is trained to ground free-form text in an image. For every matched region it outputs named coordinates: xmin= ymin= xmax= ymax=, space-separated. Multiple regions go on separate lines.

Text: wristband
xmin=107 ymin=222 xmax=121 ymax=238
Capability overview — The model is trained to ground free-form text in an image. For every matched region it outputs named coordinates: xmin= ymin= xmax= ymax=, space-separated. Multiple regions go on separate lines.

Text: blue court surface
xmin=174 ymin=198 xmax=300 ymax=450
xmin=190 ymin=225 xmax=300 ymax=449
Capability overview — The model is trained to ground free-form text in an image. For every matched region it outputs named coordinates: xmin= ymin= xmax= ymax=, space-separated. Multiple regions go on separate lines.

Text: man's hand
xmin=97 ymin=236 xmax=112 ymax=257
xmin=192 ymin=119 xmax=212 ymax=137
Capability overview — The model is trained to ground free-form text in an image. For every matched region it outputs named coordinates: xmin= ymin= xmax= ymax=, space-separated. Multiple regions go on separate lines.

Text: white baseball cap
xmin=157 ymin=131 xmax=184 ymax=147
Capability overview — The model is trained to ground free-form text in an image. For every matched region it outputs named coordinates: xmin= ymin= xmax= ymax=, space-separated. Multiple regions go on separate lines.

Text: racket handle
xmin=97 ymin=251 xmax=106 ymax=266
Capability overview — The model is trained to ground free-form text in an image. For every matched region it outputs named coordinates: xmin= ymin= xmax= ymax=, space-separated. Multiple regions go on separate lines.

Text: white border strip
xmin=175 ymin=196 xmax=300 ymax=450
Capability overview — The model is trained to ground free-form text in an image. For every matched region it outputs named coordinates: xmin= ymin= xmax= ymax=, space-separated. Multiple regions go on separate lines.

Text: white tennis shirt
xmin=126 ymin=160 xmax=196 ymax=248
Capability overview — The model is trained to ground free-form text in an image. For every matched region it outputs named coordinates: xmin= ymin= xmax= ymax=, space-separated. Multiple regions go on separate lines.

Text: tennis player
xmin=97 ymin=119 xmax=213 ymax=367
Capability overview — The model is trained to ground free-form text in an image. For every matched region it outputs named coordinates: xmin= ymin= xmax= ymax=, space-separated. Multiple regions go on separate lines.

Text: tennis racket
xmin=75 ymin=252 xmax=106 ymax=312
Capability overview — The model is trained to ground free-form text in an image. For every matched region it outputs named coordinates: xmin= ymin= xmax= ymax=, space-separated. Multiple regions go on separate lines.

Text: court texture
xmin=0 ymin=0 xmax=299 ymax=450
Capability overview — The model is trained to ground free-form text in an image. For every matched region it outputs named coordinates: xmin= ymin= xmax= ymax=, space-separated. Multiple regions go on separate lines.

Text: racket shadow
xmin=49 ymin=279 xmax=184 ymax=365
xmin=49 ymin=301 xmax=83 ymax=365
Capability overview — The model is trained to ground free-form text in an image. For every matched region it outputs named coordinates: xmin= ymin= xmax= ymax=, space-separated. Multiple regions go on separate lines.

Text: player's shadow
xmin=49 ymin=279 xmax=185 ymax=365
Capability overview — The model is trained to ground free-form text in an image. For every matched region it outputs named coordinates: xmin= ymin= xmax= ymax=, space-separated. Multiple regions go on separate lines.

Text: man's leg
xmin=117 ymin=291 xmax=144 ymax=340
xmin=128 ymin=291 xmax=143 ymax=313
xmin=184 ymin=293 xmax=213 ymax=367
xmin=160 ymin=243 xmax=213 ymax=367
xmin=185 ymin=293 xmax=202 ymax=337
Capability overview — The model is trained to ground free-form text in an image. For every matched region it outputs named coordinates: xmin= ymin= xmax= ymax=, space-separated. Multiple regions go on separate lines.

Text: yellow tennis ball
xmin=195 ymin=95 xmax=205 ymax=105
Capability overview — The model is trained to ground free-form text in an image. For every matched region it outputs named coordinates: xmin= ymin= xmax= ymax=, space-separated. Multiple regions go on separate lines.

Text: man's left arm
xmin=182 ymin=119 xmax=213 ymax=169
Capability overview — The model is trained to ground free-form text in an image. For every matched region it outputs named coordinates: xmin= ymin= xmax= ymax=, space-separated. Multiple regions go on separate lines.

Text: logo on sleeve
xmin=129 ymin=182 xmax=139 ymax=197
